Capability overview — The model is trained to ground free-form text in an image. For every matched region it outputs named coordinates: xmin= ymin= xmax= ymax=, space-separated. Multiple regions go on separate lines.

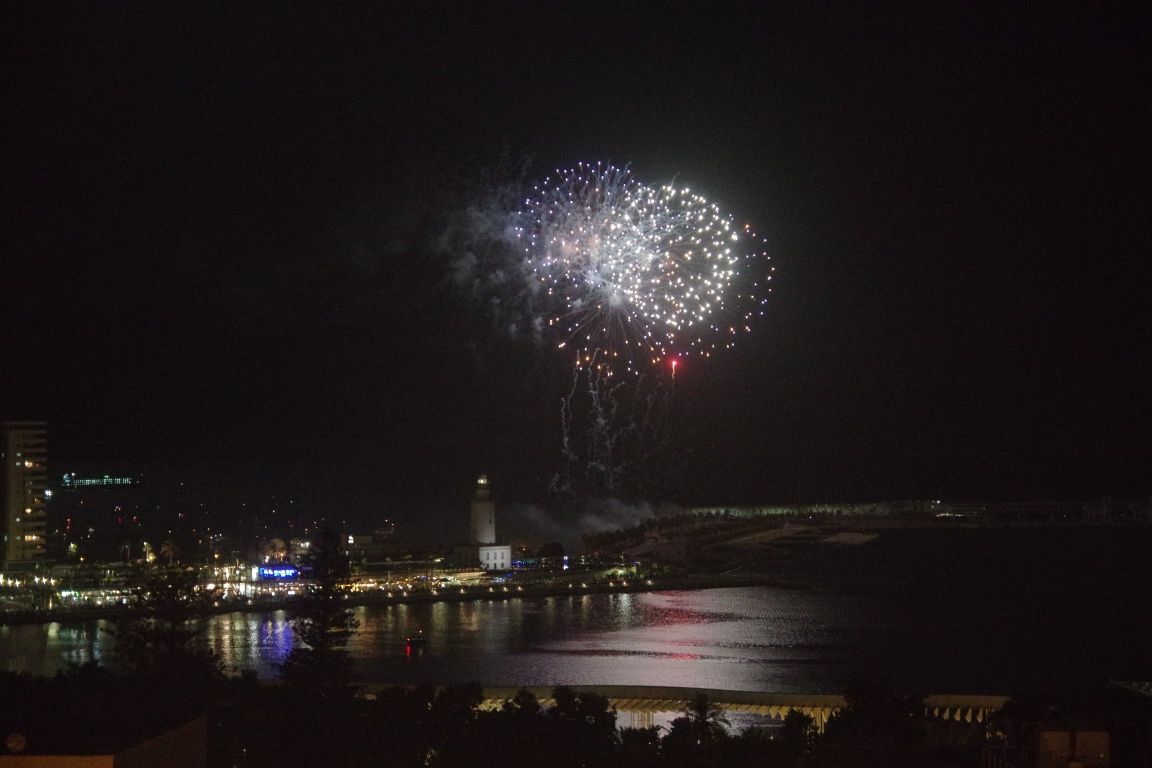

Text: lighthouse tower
xmin=454 ymin=474 xmax=511 ymax=571
xmin=470 ymin=474 xmax=496 ymax=544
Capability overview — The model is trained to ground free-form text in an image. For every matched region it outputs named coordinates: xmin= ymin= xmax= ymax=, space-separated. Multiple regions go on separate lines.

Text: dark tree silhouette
xmin=108 ymin=570 xmax=222 ymax=685
xmin=618 ymin=725 xmax=662 ymax=768
xmin=545 ymin=686 xmax=620 ymax=768
xmin=777 ymin=708 xmax=817 ymax=760
xmin=662 ymin=692 xmax=732 ymax=767
xmin=280 ymin=526 xmax=359 ymax=697
xmin=822 ymin=681 xmax=926 ymax=745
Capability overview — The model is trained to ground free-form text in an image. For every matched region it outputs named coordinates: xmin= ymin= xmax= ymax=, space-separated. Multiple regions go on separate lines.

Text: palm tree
xmin=683 ymin=692 xmax=730 ymax=742
xmin=662 ymin=692 xmax=732 ymax=765
xmin=160 ymin=539 xmax=179 ymax=567
xmin=262 ymin=538 xmax=288 ymax=563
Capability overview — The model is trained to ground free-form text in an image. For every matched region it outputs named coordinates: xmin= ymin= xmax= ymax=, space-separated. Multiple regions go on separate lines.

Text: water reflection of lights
xmin=247 ymin=616 xmax=261 ymax=664
xmin=611 ymin=592 xmax=634 ymax=630
xmin=7 ymin=588 xmax=792 ymax=687
xmin=261 ymin=611 xmax=293 ymax=667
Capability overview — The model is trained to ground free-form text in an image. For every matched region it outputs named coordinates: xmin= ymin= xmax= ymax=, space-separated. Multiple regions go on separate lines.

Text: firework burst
xmin=515 ymin=162 xmax=771 ymax=374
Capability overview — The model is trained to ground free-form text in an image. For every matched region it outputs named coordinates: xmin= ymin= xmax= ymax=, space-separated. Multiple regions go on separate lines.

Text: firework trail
xmin=551 ymin=362 xmax=672 ymax=496
xmin=446 ymin=162 xmax=771 ymax=498
xmin=515 ymin=162 xmax=771 ymax=377
xmin=511 ymin=163 xmax=772 ymax=497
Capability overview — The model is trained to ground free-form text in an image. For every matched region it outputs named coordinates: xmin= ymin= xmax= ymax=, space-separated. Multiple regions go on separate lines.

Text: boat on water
xmin=405 ymin=629 xmax=427 ymax=655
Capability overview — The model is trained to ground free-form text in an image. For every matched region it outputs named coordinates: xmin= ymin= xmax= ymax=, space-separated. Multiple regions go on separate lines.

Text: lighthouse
xmin=470 ymin=474 xmax=496 ymax=544
xmin=455 ymin=474 xmax=512 ymax=571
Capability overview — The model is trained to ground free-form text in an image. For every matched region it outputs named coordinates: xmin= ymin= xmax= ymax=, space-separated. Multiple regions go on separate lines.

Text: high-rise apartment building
xmin=2 ymin=421 xmax=48 ymax=568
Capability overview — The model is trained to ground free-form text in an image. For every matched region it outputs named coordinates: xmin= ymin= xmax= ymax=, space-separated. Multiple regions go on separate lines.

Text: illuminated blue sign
xmin=258 ymin=565 xmax=299 ymax=581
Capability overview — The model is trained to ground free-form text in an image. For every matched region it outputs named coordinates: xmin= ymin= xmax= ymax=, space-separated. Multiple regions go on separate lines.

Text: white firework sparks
xmin=515 ymin=162 xmax=771 ymax=374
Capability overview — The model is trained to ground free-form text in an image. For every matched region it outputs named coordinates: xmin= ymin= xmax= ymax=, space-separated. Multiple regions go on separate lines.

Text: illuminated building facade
xmin=60 ymin=472 xmax=140 ymax=489
xmin=1 ymin=421 xmax=48 ymax=568
xmin=477 ymin=543 xmax=510 ymax=570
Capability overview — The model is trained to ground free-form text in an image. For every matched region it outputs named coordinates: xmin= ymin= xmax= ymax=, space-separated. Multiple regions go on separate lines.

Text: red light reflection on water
xmin=640 ymin=592 xmax=719 ymax=627
xmin=644 ymin=607 xmax=708 ymax=625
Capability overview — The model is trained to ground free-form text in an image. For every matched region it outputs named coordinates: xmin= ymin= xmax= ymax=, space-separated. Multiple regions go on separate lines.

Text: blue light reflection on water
xmin=0 ymin=588 xmax=886 ymax=691
xmin=203 ymin=610 xmax=293 ymax=677
xmin=2 ymin=580 xmax=1147 ymax=693
xmin=6 ymin=529 xmax=1149 ymax=692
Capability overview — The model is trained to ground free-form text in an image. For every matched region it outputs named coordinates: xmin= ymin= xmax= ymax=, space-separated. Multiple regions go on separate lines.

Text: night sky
xmin=3 ymin=3 xmax=1150 ymax=532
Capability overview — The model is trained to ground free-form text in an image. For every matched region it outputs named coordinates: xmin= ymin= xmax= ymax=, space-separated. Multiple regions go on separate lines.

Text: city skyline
xmin=4 ymin=4 xmax=1149 ymax=530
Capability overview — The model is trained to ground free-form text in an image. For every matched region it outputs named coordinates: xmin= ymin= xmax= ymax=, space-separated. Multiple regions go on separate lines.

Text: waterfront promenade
xmin=357 ymin=684 xmax=1009 ymax=732
xmin=0 ymin=572 xmax=799 ymax=626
